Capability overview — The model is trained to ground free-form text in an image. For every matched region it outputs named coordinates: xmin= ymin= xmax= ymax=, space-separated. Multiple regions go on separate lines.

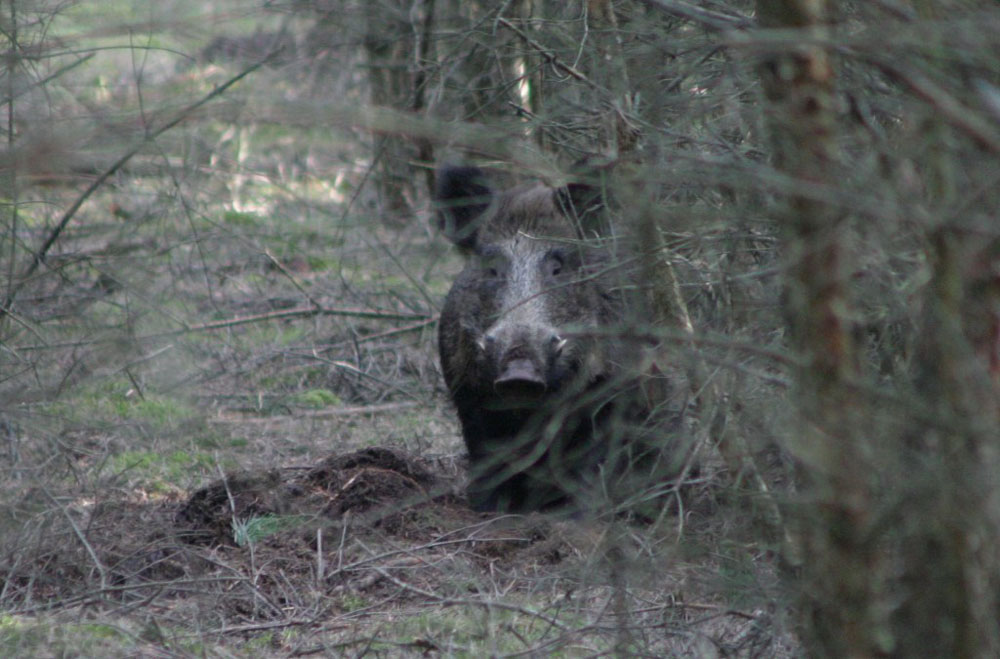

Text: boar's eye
xmin=476 ymin=246 xmax=506 ymax=280
xmin=544 ymin=248 xmax=570 ymax=278
xmin=484 ymin=258 xmax=505 ymax=279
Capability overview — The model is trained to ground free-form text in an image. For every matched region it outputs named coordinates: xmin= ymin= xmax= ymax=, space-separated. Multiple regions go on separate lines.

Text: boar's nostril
xmin=494 ymin=358 xmax=546 ymax=400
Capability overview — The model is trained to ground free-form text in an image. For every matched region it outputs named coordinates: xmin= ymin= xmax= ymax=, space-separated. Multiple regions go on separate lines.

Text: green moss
xmin=129 ymin=398 xmax=191 ymax=428
xmin=294 ymin=388 xmax=341 ymax=409
xmin=256 ymin=367 xmax=328 ymax=392
xmin=223 ymin=210 xmax=263 ymax=227
xmin=232 ymin=514 xmax=312 ymax=547
xmin=0 ymin=615 xmax=135 ymax=656
xmin=338 ymin=593 xmax=369 ymax=613
xmin=306 ymin=255 xmax=340 ymax=271
xmin=242 ymin=631 xmax=275 ymax=652
xmin=107 ymin=449 xmax=224 ymax=491
xmin=40 ymin=382 xmax=201 ymax=437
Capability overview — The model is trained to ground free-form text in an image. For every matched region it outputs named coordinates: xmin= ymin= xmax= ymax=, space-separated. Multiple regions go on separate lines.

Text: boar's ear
xmin=434 ymin=165 xmax=493 ymax=249
xmin=556 ymin=157 xmax=612 ymax=238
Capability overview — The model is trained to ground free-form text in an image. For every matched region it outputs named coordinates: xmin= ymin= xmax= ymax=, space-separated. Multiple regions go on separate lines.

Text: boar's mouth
xmin=492 ymin=357 xmax=547 ymax=408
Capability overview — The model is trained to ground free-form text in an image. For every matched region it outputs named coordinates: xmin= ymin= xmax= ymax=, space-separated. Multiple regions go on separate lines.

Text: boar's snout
xmin=480 ymin=325 xmax=566 ymax=402
xmin=495 ymin=357 xmax=546 ymax=397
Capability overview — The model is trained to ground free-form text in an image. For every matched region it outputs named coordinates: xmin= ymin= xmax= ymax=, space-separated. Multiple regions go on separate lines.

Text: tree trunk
xmin=755 ymin=1 xmax=885 ymax=655
xmin=363 ymin=0 xmax=420 ymax=225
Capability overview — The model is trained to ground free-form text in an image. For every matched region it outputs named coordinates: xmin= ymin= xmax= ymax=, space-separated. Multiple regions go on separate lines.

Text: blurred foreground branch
xmin=2 ymin=59 xmax=268 ymax=318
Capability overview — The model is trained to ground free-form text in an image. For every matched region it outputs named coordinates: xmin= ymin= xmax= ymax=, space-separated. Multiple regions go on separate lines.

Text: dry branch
xmin=359 ymin=560 xmax=570 ymax=632
xmin=495 ymin=17 xmax=599 ymax=90
xmin=639 ymin=0 xmax=754 ymax=31
xmin=10 ymin=307 xmax=434 ymax=353
xmin=252 ymin=99 xmax=561 ymax=183
xmin=208 ymin=401 xmax=420 ymax=423
xmin=862 ymin=54 xmax=1000 ymax=154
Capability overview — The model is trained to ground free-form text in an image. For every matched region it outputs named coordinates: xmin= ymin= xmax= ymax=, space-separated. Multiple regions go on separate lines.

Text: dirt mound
xmin=303 ymin=446 xmax=440 ymax=515
xmin=175 ymin=447 xmax=463 ymax=545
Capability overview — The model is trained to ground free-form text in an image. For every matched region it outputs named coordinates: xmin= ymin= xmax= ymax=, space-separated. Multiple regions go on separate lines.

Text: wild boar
xmin=434 ymin=165 xmax=666 ymax=512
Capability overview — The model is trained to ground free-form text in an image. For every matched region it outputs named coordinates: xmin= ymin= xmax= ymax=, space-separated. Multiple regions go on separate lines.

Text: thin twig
xmin=10 ymin=576 xmax=246 ymax=615
xmin=10 ymin=307 xmax=435 ymax=352
xmin=861 ymin=53 xmax=1000 ymax=154
xmin=263 ymin=248 xmax=324 ymax=309
xmin=3 ymin=0 xmax=20 ymax=332
xmin=496 ymin=17 xmax=600 ymax=90
xmin=1 ymin=53 xmax=95 ymax=106
xmin=319 ymin=317 xmax=438 ymax=350
xmin=208 ymin=401 xmax=421 ymax=423
xmin=638 ymin=0 xmax=754 ymax=31
xmin=43 ymin=488 xmax=108 ymax=592
xmin=355 ymin=539 xmax=569 ymax=632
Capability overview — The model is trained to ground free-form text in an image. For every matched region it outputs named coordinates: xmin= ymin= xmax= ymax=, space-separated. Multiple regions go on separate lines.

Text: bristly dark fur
xmin=434 ymin=165 xmax=649 ymax=513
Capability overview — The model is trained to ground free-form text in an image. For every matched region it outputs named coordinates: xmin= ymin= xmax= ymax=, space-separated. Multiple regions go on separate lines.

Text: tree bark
xmin=363 ymin=0 xmax=420 ymax=225
xmin=756 ymin=1 xmax=884 ymax=655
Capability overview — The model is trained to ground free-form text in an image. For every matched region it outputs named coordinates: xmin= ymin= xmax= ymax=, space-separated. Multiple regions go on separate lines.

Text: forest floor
xmin=3 ymin=437 xmax=793 ymax=657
